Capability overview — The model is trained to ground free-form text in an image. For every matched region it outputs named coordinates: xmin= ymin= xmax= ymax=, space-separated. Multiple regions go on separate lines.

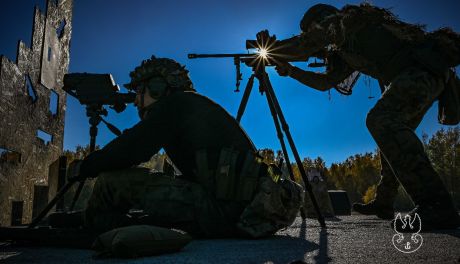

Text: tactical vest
xmin=338 ymin=5 xmax=422 ymax=80
xmin=194 ymin=148 xmax=264 ymax=202
xmin=340 ymin=5 xmax=460 ymax=124
xmin=194 ymin=148 xmax=304 ymax=238
xmin=340 ymin=5 xmax=459 ymax=77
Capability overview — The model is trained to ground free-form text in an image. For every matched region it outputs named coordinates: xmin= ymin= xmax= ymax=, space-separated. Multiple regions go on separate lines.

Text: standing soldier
xmin=270 ymin=3 xmax=460 ymax=229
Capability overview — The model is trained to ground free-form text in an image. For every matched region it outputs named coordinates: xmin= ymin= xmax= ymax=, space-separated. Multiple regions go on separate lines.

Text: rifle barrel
xmin=188 ymin=53 xmax=257 ymax=59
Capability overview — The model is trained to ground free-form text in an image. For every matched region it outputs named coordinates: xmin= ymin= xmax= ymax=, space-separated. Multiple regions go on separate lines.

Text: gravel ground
xmin=1 ymin=214 xmax=459 ymax=264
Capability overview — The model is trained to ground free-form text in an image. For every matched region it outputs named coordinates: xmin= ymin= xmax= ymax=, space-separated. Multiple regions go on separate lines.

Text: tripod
xmin=28 ymin=105 xmax=120 ymax=228
xmin=236 ymin=63 xmax=326 ymax=228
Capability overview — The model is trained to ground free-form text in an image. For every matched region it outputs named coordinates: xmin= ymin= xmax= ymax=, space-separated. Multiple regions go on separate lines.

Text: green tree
xmin=325 ymin=152 xmax=381 ymax=203
xmin=363 ymin=184 xmax=377 ymax=204
xmin=423 ymin=126 xmax=460 ymax=207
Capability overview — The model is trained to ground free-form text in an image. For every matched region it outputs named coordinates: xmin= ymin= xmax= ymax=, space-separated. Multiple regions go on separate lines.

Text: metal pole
xmin=236 ymin=75 xmax=255 ymax=123
xmin=70 ymin=122 xmax=98 ymax=211
xmin=260 ymin=75 xmax=309 ymax=220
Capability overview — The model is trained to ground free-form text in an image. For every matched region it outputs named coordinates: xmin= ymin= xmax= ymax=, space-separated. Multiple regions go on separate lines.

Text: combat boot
xmin=353 ymin=200 xmax=394 ymax=220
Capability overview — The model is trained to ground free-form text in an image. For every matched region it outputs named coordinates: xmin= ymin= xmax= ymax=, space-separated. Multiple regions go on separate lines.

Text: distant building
xmin=0 ymin=0 xmax=73 ymax=226
xmin=304 ymin=168 xmax=335 ymax=217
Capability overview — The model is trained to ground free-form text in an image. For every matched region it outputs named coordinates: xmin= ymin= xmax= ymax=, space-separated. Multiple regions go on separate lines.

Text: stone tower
xmin=0 ymin=0 xmax=73 ymax=226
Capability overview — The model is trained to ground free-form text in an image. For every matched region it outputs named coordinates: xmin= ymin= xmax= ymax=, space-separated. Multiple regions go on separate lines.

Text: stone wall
xmin=0 ymin=0 xmax=73 ymax=226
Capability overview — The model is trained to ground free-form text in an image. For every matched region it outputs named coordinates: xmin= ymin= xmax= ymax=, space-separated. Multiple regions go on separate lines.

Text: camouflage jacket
xmin=80 ymin=91 xmax=257 ymax=181
xmin=293 ymin=4 xmax=457 ymax=89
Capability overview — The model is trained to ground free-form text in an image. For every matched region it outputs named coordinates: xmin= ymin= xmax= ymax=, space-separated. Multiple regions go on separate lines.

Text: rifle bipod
xmin=236 ymin=65 xmax=326 ymax=228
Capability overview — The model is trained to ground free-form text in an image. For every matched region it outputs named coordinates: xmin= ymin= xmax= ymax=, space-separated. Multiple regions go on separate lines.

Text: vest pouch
xmin=214 ymin=148 xmax=239 ymax=200
xmin=411 ymin=44 xmax=450 ymax=78
xmin=194 ymin=149 xmax=214 ymax=194
xmin=235 ymin=151 xmax=263 ymax=202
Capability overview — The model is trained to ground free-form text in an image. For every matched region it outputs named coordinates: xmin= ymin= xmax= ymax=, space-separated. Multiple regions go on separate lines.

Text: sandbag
xmin=92 ymin=225 xmax=192 ymax=258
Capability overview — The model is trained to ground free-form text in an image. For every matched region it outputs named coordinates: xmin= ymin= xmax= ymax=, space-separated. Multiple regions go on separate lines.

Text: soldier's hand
xmin=274 ymin=59 xmax=293 ymax=77
xmin=67 ymin=159 xmax=85 ymax=182
xmin=256 ymin=30 xmax=277 ymax=47
xmin=256 ymin=30 xmax=270 ymax=43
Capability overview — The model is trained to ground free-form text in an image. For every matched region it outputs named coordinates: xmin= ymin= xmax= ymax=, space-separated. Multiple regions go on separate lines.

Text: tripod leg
xmin=68 ymin=124 xmax=97 ymax=211
xmin=261 ymin=72 xmax=326 ymax=228
xmin=28 ymin=180 xmax=77 ymax=228
xmin=264 ymin=88 xmax=308 ymax=220
xmin=263 ymin=86 xmax=295 ymax=181
xmin=236 ymin=75 xmax=255 ymax=123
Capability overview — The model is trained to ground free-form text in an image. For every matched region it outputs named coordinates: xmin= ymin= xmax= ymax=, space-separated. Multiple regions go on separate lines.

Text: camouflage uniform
xmin=84 ymin=168 xmax=239 ymax=237
xmin=373 ymin=153 xmax=399 ymax=210
xmin=368 ymin=68 xmax=447 ymax=203
xmin=80 ymin=91 xmax=260 ymax=237
xmin=276 ymin=4 xmax=459 ymax=223
xmin=80 ymin=77 xmax=302 ymax=238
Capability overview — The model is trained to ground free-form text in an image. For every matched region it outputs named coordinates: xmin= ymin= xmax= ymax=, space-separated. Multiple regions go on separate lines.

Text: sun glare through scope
xmin=258 ymin=48 xmax=269 ymax=59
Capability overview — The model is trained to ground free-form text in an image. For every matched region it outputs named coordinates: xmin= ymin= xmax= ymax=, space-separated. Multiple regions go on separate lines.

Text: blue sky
xmin=1 ymin=0 xmax=459 ymax=166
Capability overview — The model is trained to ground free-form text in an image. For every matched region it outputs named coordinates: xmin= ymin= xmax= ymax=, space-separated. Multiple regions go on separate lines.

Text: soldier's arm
xmin=79 ymin=102 xmax=171 ymax=178
xmin=278 ymin=55 xmax=354 ymax=92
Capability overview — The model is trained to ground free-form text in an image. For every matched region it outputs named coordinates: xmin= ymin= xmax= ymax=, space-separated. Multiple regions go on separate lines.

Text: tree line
xmin=62 ymin=126 xmax=460 ymax=210
xmin=270 ymin=126 xmax=460 ymax=210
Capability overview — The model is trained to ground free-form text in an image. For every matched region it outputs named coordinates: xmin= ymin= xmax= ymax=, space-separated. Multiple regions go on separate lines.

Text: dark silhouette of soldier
xmin=271 ymin=3 xmax=460 ymax=229
xmin=74 ymin=56 xmax=302 ymax=238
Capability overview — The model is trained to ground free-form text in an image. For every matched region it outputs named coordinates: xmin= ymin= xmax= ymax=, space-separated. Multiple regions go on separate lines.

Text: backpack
xmin=428 ymin=28 xmax=460 ymax=68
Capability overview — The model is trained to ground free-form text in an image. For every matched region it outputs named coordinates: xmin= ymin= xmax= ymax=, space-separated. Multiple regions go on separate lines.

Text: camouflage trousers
xmin=367 ymin=67 xmax=456 ymax=211
xmin=84 ymin=167 xmax=245 ymax=238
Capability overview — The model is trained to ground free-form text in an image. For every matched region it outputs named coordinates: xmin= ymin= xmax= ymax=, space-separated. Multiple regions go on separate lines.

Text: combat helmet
xmin=124 ymin=55 xmax=195 ymax=99
xmin=300 ymin=4 xmax=339 ymax=32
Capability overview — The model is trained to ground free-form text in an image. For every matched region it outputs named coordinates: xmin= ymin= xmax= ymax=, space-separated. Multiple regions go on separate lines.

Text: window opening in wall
xmin=47 ymin=47 xmax=52 ymax=62
xmin=25 ymin=75 xmax=38 ymax=102
xmin=0 ymin=147 xmax=22 ymax=165
xmin=49 ymin=90 xmax=59 ymax=116
xmin=37 ymin=130 xmax=52 ymax=145
xmin=56 ymin=19 xmax=66 ymax=39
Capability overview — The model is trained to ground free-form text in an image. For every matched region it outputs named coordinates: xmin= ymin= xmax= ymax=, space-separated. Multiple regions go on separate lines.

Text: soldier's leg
xmin=366 ymin=68 xmax=458 ymax=225
xmin=139 ymin=175 xmax=239 ymax=238
xmin=375 ymin=154 xmax=400 ymax=204
xmin=84 ymin=168 xmax=237 ymax=237
xmin=353 ymin=154 xmax=399 ymax=219
xmin=84 ymin=167 xmax=154 ymax=231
